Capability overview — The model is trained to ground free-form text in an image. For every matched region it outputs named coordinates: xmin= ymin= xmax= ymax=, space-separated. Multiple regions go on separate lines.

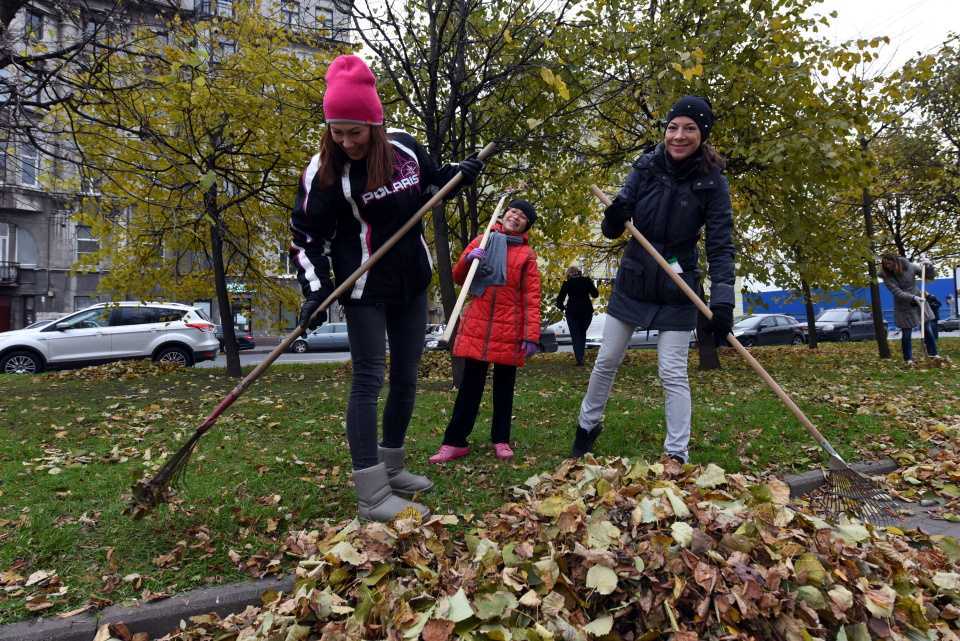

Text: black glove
xmin=709 ymin=303 xmax=734 ymax=345
xmin=298 ymin=282 xmax=334 ymax=330
xmin=603 ymin=196 xmax=634 ymax=226
xmin=458 ymin=153 xmax=484 ymax=186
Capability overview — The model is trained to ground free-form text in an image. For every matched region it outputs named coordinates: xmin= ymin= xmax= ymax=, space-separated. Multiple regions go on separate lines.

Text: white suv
xmin=0 ymin=302 xmax=220 ymax=374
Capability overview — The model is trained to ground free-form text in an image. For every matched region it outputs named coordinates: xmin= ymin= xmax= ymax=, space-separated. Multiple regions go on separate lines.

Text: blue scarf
xmin=469 ymin=232 xmax=523 ymax=296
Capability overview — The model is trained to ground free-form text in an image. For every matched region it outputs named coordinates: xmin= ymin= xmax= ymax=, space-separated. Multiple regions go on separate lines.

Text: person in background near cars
xmin=289 ymin=55 xmax=484 ymax=522
xmin=428 ymin=200 xmax=541 ymax=464
xmin=879 ymin=253 xmax=940 ymax=366
xmin=570 ymin=96 xmax=736 ymax=463
xmin=556 ymin=266 xmax=599 ymax=366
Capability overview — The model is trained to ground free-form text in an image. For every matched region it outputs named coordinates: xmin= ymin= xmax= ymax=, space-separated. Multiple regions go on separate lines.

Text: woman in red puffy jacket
xmin=428 ymin=200 xmax=541 ymax=463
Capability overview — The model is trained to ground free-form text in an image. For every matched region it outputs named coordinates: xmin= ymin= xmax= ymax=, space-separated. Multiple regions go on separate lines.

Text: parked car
xmin=215 ymin=325 xmax=256 ymax=352
xmin=730 ymin=313 xmax=806 ymax=347
xmin=22 ymin=319 xmax=58 ymax=330
xmin=291 ymin=322 xmax=350 ymax=353
xmin=424 ymin=324 xmax=446 ymax=351
xmin=939 ymin=318 xmax=960 ymax=332
xmin=815 ymin=308 xmax=883 ymax=342
xmin=538 ymin=327 xmax=558 ymax=353
xmin=581 ymin=313 xmax=696 ymax=349
xmin=546 ymin=319 xmax=572 ymax=345
xmin=0 ymin=302 xmax=219 ymax=374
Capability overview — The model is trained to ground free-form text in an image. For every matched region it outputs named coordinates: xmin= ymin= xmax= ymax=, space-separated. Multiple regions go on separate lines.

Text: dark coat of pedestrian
xmin=556 ymin=267 xmax=599 ymax=366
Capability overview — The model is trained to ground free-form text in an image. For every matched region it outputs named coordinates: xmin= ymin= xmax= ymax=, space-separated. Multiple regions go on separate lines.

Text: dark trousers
xmin=567 ymin=313 xmax=591 ymax=365
xmin=344 ymin=292 xmax=426 ymax=470
xmin=442 ymin=358 xmax=517 ymax=447
xmin=900 ymin=321 xmax=938 ymax=361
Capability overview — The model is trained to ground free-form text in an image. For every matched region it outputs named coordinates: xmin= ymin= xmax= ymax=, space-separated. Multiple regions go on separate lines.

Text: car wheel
xmin=1 ymin=350 xmax=44 ymax=374
xmin=791 ymin=334 xmax=804 ymax=345
xmin=154 ymin=346 xmax=192 ymax=367
xmin=292 ymin=340 xmax=308 ymax=354
xmin=838 ymin=331 xmax=850 ymax=342
xmin=740 ymin=337 xmax=754 ymax=347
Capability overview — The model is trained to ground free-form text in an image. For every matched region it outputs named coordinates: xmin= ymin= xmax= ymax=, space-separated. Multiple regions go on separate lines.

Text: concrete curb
xmin=782 ymin=457 xmax=899 ymax=498
xmin=0 ymin=575 xmax=294 ymax=641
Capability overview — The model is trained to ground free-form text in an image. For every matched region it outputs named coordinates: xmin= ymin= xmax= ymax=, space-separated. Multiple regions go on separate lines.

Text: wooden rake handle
xmin=440 ymin=193 xmax=509 ymax=344
xmin=193 ymin=143 xmax=498 ymax=433
xmin=590 ymin=185 xmax=845 ymax=463
xmin=920 ymin=262 xmax=926 ymax=341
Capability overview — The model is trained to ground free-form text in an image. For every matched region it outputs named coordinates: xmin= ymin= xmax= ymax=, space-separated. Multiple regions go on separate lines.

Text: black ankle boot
xmin=570 ymin=424 xmax=603 ymax=458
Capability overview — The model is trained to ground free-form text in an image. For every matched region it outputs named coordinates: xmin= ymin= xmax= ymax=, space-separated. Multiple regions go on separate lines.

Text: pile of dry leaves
xmin=100 ymin=456 xmax=960 ymax=641
xmin=51 ymin=360 xmax=184 ymax=381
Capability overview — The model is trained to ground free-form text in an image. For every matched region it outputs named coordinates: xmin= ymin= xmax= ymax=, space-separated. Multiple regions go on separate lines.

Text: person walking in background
xmin=556 ymin=266 xmax=599 ymax=366
xmin=290 ymin=55 xmax=484 ymax=521
xmin=428 ymin=200 xmax=541 ymax=464
xmin=928 ymin=293 xmax=942 ymax=340
xmin=880 ymin=253 xmax=940 ymax=366
xmin=569 ymin=95 xmax=736 ymax=463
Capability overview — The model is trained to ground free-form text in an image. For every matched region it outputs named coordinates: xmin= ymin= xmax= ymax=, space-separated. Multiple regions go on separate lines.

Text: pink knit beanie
xmin=322 ymin=55 xmax=384 ymax=125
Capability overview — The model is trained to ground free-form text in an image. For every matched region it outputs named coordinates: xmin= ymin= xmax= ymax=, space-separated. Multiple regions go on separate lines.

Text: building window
xmin=196 ymin=0 xmax=213 ymax=16
xmin=279 ymin=247 xmax=297 ymax=276
xmin=281 ymin=1 xmax=300 ymax=27
xmin=210 ymin=40 xmax=236 ymax=64
xmin=0 ymin=223 xmax=9 ymax=261
xmin=74 ymin=295 xmax=94 ymax=310
xmin=76 ymin=225 xmax=99 ymax=259
xmin=19 ymin=142 xmax=40 ymax=187
xmin=25 ymin=11 xmax=44 ymax=43
xmin=315 ymin=6 xmax=334 ymax=30
xmin=217 ymin=0 xmax=233 ymax=18
xmin=15 ymin=227 xmax=39 ymax=267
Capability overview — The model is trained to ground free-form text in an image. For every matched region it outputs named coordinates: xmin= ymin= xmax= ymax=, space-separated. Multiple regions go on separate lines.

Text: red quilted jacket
xmin=452 ymin=225 xmax=541 ymax=366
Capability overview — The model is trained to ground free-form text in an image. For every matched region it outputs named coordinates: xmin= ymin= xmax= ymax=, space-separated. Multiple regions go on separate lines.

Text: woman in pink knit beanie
xmin=289 ymin=54 xmax=484 ymax=522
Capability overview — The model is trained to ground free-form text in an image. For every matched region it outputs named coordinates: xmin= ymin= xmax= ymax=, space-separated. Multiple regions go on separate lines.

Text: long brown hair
xmin=700 ymin=143 xmax=726 ymax=172
xmin=880 ymin=253 xmax=902 ymax=276
xmin=316 ymin=125 xmax=394 ymax=191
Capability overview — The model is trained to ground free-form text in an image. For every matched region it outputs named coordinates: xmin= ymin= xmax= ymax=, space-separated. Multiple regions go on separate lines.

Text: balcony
xmin=0 ymin=261 xmax=19 ymax=286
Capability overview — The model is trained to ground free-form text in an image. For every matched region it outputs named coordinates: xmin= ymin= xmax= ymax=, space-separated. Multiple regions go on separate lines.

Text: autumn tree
xmin=62 ymin=4 xmax=331 ymax=376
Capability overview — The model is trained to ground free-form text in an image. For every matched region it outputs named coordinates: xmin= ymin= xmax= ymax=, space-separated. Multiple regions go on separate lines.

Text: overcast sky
xmin=817 ymin=0 xmax=958 ymax=71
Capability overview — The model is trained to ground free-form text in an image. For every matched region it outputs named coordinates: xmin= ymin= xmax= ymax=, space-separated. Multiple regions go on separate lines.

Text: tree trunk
xmin=861 ymin=179 xmax=891 ymax=359
xmin=695 ymin=280 xmax=720 ymax=369
xmin=207 ymin=185 xmax=241 ymax=377
xmin=801 ymin=278 xmax=818 ymax=349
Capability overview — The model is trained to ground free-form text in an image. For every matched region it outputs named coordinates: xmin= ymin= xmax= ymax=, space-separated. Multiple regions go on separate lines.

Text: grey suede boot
xmin=352 ymin=463 xmax=429 ymax=522
xmin=378 ymin=446 xmax=435 ymax=498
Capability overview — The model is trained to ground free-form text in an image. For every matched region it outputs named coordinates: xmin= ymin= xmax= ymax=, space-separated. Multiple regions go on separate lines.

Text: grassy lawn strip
xmin=0 ymin=339 xmax=957 ymax=623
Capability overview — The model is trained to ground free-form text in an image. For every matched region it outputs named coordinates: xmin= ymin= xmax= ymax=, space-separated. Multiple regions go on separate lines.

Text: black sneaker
xmin=570 ymin=424 xmax=603 ymax=458
xmin=667 ymin=454 xmax=685 ymax=464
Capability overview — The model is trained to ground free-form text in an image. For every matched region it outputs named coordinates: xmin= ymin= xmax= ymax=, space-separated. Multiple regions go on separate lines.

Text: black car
xmin=215 ymin=325 xmax=256 ymax=351
xmin=815 ymin=308 xmax=882 ymax=342
xmin=939 ymin=318 xmax=960 ymax=332
xmin=730 ymin=314 xmax=806 ymax=347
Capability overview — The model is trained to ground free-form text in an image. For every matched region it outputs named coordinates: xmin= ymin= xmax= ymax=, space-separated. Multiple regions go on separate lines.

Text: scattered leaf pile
xmin=128 ymin=457 xmax=960 ymax=641
xmin=51 ymin=359 xmax=184 ymax=381
xmin=886 ymin=416 xmax=960 ymax=522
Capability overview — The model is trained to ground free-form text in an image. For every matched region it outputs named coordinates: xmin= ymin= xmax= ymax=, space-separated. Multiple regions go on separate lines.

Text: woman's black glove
xmin=604 ymin=196 xmax=634 ymax=225
xmin=709 ymin=303 xmax=734 ymax=345
xmin=298 ymin=282 xmax=334 ymax=330
xmin=457 ymin=153 xmax=484 ymax=186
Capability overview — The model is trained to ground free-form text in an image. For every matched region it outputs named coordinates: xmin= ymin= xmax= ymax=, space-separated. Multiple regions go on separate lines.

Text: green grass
xmin=1 ymin=339 xmax=958 ymax=622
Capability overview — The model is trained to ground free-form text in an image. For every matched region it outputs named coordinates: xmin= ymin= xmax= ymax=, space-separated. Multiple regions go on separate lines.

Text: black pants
xmin=567 ymin=313 xmax=591 ymax=365
xmin=343 ymin=291 xmax=426 ymax=470
xmin=442 ymin=358 xmax=517 ymax=447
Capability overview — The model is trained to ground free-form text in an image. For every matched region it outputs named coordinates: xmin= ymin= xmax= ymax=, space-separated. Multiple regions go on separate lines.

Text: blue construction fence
xmin=743 ymin=277 xmax=959 ymax=326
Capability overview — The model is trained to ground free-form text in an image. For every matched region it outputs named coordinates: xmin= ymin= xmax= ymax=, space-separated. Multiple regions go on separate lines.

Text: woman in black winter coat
xmin=570 ymin=96 xmax=736 ymax=463
xmin=556 ymin=266 xmax=599 ymax=366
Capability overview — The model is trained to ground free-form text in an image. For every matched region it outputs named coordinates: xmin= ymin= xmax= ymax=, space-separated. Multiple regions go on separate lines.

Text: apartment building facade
xmin=0 ymin=0 xmax=351 ymax=331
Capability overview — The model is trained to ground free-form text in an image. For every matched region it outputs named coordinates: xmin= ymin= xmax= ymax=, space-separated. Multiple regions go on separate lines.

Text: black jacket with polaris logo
xmin=290 ymin=130 xmax=462 ymax=305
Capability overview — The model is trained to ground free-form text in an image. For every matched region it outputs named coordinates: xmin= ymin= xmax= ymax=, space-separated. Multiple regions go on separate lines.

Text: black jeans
xmin=343 ymin=291 xmax=426 ymax=470
xmin=442 ymin=358 xmax=517 ymax=447
xmin=567 ymin=313 xmax=591 ymax=365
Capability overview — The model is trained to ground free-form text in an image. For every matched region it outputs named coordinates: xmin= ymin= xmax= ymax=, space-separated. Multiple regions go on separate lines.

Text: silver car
xmin=0 ymin=302 xmax=220 ymax=374
xmin=291 ymin=322 xmax=350 ymax=353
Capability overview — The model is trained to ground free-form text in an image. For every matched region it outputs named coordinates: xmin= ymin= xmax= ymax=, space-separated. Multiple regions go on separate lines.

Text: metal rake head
xmin=812 ymin=467 xmax=898 ymax=525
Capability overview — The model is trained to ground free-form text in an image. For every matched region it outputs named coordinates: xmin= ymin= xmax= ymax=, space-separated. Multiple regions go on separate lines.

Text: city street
xmin=197 ymin=350 xmax=351 ymax=368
